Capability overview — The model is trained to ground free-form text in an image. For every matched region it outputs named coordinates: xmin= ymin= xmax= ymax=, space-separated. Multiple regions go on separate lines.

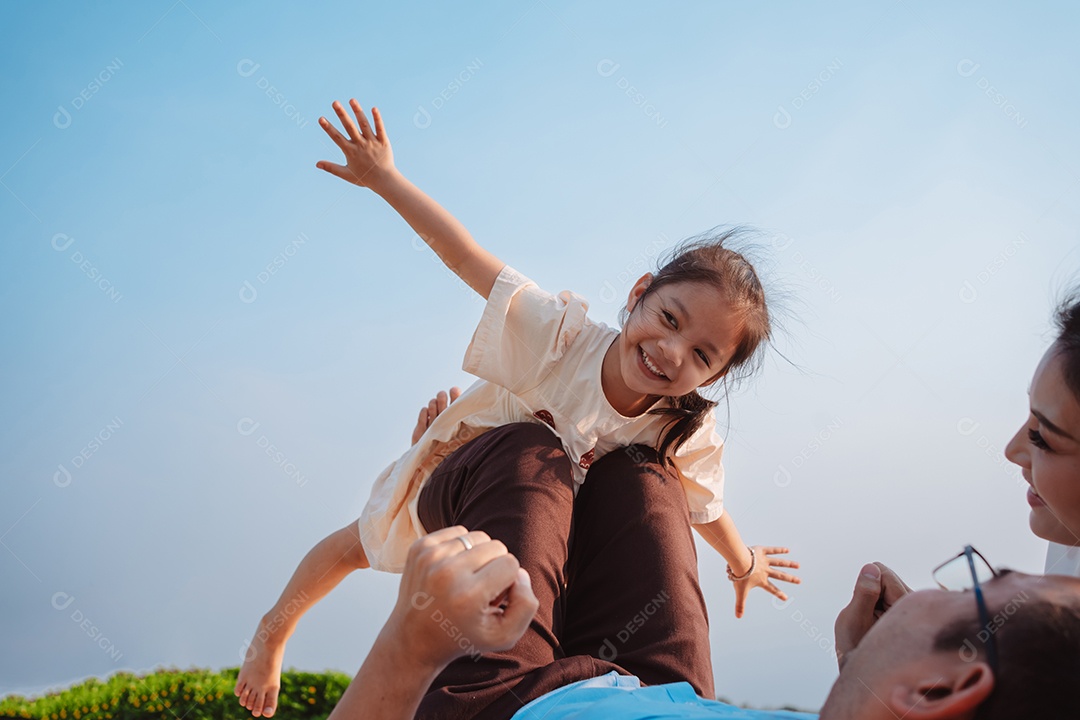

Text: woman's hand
xmin=732 ymin=546 xmax=801 ymax=619
xmin=316 ymin=99 xmax=396 ymax=190
xmin=411 ymin=387 xmax=462 ymax=444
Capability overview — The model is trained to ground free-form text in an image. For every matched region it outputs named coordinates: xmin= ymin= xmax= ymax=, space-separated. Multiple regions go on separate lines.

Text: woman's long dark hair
xmin=1053 ymin=288 xmax=1080 ymax=401
xmin=619 ymin=226 xmax=771 ymax=465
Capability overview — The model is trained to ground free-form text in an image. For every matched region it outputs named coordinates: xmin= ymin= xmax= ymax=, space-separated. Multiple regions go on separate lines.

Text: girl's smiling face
xmin=1005 ymin=344 xmax=1080 ymax=545
xmin=611 ymin=275 xmax=744 ymax=408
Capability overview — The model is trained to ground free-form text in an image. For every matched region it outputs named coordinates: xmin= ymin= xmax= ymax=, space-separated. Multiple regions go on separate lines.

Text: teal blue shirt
xmin=510 ymin=671 xmax=818 ymax=720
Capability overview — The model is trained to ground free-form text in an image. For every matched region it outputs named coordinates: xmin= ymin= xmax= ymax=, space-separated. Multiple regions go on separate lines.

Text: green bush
xmin=0 ymin=668 xmax=352 ymax=720
xmin=2 ymin=667 xmax=818 ymax=716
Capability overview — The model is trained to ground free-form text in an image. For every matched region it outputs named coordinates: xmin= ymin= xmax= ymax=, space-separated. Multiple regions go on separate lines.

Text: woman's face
xmin=1005 ymin=345 xmax=1080 ymax=545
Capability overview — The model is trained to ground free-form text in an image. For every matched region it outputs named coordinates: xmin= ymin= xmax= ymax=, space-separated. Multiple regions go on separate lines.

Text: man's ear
xmin=887 ymin=661 xmax=994 ymax=719
xmin=626 ymin=273 xmax=653 ymax=313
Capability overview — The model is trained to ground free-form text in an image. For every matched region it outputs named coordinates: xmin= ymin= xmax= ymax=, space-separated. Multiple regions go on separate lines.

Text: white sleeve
xmin=670 ymin=410 xmax=725 ymax=524
xmin=462 ymin=265 xmax=590 ymax=394
xmin=1045 ymin=541 xmax=1080 ymax=577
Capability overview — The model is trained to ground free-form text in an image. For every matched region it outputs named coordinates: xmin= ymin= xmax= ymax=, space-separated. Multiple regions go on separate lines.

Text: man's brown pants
xmin=414 ymin=422 xmax=715 ymax=719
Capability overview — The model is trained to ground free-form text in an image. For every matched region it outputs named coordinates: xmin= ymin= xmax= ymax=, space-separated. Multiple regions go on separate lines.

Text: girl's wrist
xmin=366 ymin=165 xmax=403 ymax=195
xmin=726 ymin=546 xmax=755 ymax=582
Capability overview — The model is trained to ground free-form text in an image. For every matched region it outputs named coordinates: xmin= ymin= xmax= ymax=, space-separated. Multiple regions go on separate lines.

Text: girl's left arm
xmin=693 ymin=513 xmax=801 ymax=618
xmin=693 ymin=513 xmax=752 ymax=574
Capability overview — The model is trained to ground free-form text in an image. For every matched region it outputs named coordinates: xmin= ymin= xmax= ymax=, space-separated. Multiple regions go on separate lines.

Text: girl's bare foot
xmin=235 ymin=616 xmax=287 ymax=717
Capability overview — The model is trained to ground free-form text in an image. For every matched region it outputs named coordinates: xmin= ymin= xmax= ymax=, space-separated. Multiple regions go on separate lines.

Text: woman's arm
xmin=316 ymin=99 xmax=505 ymax=300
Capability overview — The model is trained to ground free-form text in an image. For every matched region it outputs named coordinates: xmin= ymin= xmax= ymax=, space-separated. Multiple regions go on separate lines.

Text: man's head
xmin=821 ymin=570 xmax=1080 ymax=719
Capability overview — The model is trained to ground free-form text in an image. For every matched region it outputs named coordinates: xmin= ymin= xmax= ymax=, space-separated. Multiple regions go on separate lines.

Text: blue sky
xmin=2 ymin=0 xmax=1079 ymax=711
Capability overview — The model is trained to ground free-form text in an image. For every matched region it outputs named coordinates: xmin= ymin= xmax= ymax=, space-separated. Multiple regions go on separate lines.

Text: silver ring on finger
xmin=458 ymin=535 xmax=473 ymax=551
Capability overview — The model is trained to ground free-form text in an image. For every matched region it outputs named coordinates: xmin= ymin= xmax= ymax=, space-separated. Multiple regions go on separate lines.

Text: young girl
xmin=234 ymin=98 xmax=800 ymax=718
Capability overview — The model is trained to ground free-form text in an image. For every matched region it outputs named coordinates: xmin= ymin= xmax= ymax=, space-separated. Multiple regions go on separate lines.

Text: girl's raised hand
xmin=732 ymin=546 xmax=800 ymax=619
xmin=411 ymin=387 xmax=462 ymax=445
xmin=316 ymin=99 xmax=395 ymax=189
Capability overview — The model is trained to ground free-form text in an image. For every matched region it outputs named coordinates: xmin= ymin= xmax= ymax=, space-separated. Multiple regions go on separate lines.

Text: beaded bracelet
xmin=726 ymin=547 xmax=756 ymax=582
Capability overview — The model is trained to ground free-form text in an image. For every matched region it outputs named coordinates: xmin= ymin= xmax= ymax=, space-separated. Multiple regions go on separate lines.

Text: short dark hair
xmin=932 ymin=595 xmax=1080 ymax=718
xmin=1052 ymin=288 xmax=1080 ymax=404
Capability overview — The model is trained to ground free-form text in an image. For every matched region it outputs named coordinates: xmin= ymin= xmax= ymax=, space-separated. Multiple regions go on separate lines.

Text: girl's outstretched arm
xmin=316 ymin=98 xmax=505 ymax=300
xmin=693 ymin=513 xmax=801 ymax=618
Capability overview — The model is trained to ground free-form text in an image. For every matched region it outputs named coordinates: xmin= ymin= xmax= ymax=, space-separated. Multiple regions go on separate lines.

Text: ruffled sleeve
xmin=670 ymin=409 xmax=726 ymax=524
xmin=463 ymin=265 xmax=590 ymax=394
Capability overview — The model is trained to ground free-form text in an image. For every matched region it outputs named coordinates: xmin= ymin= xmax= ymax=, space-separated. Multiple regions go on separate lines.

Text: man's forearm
xmin=324 ymin=526 xmax=539 ymax=719
xmin=326 ymin=623 xmax=444 ymax=720
xmin=370 ymin=168 xmax=504 ymax=300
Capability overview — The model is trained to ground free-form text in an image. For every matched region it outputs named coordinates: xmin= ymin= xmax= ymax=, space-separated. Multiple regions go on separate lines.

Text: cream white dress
xmin=357 ymin=265 xmax=728 ymax=572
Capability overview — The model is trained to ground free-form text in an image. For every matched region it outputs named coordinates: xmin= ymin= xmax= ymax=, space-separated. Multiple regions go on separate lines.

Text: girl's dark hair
xmin=618 ymin=226 xmax=771 ymax=464
xmin=1052 ymin=289 xmax=1080 ymax=402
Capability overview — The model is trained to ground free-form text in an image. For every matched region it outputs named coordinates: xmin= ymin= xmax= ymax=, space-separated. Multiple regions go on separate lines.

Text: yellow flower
xmin=73 ymin=711 xmax=80 ymax=719
xmin=308 ymin=686 xmax=316 ymax=694
xmin=183 ymin=695 xmax=189 ymax=701
xmin=91 ymin=706 xmax=99 ymax=712
xmin=163 ymin=700 xmax=171 ymax=707
xmin=307 ymin=699 xmax=315 ymax=705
